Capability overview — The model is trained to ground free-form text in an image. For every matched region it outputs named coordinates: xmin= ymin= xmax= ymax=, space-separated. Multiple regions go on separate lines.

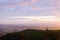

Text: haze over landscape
xmin=1 ymin=0 xmax=60 ymax=40
xmin=0 ymin=0 xmax=60 ymax=30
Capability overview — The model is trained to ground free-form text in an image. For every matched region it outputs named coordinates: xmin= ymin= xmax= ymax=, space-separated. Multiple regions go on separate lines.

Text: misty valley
xmin=0 ymin=24 xmax=60 ymax=40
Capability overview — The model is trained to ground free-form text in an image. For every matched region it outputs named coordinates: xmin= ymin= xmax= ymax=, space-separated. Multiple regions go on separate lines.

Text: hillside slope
xmin=0 ymin=29 xmax=60 ymax=40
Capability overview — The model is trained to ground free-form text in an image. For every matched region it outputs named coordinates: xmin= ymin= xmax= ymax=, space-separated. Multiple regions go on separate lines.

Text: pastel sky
xmin=0 ymin=0 xmax=60 ymax=25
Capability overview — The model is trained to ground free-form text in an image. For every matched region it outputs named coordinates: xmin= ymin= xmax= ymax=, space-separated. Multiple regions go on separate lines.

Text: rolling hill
xmin=0 ymin=29 xmax=60 ymax=40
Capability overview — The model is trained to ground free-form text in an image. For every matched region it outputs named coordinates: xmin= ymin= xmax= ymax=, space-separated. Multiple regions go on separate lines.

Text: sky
xmin=0 ymin=0 xmax=60 ymax=26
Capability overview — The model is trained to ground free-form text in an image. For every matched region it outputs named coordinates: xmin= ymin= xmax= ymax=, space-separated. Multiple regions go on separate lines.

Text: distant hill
xmin=0 ymin=29 xmax=60 ymax=40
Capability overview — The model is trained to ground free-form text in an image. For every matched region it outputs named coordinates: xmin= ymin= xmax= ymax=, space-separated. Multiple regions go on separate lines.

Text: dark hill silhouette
xmin=0 ymin=29 xmax=60 ymax=40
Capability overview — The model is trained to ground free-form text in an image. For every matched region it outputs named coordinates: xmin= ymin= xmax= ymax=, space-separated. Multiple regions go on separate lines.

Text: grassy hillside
xmin=0 ymin=29 xmax=60 ymax=40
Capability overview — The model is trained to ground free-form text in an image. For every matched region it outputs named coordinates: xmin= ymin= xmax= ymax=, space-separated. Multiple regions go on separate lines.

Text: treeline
xmin=0 ymin=29 xmax=60 ymax=40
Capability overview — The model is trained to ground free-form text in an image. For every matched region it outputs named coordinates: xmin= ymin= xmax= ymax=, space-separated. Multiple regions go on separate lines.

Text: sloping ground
xmin=0 ymin=29 xmax=60 ymax=40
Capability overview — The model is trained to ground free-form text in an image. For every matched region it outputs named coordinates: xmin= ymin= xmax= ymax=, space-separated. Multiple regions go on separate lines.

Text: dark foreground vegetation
xmin=0 ymin=29 xmax=60 ymax=40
